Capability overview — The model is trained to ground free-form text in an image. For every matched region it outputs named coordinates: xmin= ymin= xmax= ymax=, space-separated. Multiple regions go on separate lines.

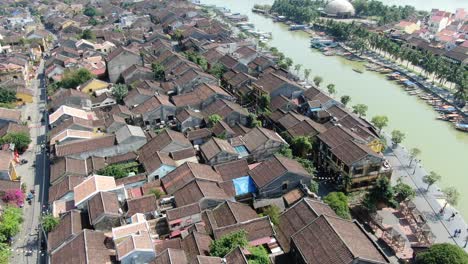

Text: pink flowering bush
xmin=2 ymin=189 xmax=24 ymax=207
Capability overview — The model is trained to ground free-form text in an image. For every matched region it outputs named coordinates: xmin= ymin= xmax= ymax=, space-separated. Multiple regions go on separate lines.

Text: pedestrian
xmin=454 ymin=229 xmax=460 ymax=237
xmin=448 ymin=212 xmax=456 ymax=221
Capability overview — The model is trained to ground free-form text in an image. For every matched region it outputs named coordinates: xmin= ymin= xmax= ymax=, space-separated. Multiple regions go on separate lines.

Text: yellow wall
xmin=403 ymin=24 xmax=420 ymax=34
xmin=81 ymin=79 xmax=109 ymax=95
xmin=9 ymin=162 xmax=18 ymax=181
xmin=368 ymin=139 xmax=384 ymax=153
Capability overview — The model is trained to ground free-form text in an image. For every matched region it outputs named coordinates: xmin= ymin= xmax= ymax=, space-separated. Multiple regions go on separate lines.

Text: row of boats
xmin=366 ymin=64 xmax=468 ymax=132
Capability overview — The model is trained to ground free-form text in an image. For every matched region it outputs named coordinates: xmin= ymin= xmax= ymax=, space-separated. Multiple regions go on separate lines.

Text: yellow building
xmin=16 ymin=87 xmax=34 ymax=104
xmin=0 ymin=151 xmax=18 ymax=181
xmin=395 ymin=21 xmax=421 ymax=34
xmin=368 ymin=138 xmax=385 ymax=153
xmin=78 ymin=79 xmax=110 ymax=95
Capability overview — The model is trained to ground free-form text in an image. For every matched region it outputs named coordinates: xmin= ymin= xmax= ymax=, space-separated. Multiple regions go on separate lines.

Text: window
xmin=282 ymin=181 xmax=289 ymax=190
xmin=353 ymin=167 xmax=364 ymax=175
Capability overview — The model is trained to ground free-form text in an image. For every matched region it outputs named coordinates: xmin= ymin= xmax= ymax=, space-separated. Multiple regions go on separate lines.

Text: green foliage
xmin=313 ymin=76 xmax=323 ymax=86
xmin=210 ymin=230 xmax=248 ymax=257
xmin=0 ymin=206 xmax=22 ymax=242
xmin=98 ymin=162 xmax=139 ymax=179
xmin=184 ymin=51 xmax=208 ymax=71
xmin=442 ymin=187 xmax=460 ymax=208
xmin=247 ymin=114 xmax=262 ymax=128
xmin=42 ymin=214 xmax=60 ymax=233
xmin=352 ymin=104 xmax=368 ymax=117
xmin=261 ymin=205 xmax=280 ymax=226
xmin=208 ymin=63 xmax=227 ymax=79
xmin=258 ymin=94 xmax=270 ymax=113
xmin=323 ymin=192 xmax=351 ymax=219
xmin=89 ymin=17 xmax=98 ymax=26
xmin=391 ymin=130 xmax=405 ymax=145
xmin=422 ymin=171 xmax=441 ymax=191
xmin=353 ymin=0 xmax=416 ymax=25
xmin=0 ymin=132 xmax=31 ymax=152
xmin=149 ymin=189 xmax=163 ymax=199
xmin=80 ymin=29 xmax=95 ymax=40
xmin=326 ymin=84 xmax=336 ymax=95
xmin=415 ymin=243 xmax=468 ymax=264
xmin=151 ymin=63 xmax=165 ymax=81
xmin=295 ymin=157 xmax=315 ymax=175
xmin=112 ymin=84 xmax=128 ymax=103
xmin=303 ymin=68 xmax=311 ymax=81
xmin=60 ymin=68 xmax=94 ymax=89
xmin=208 ymin=114 xmax=222 ymax=127
xmin=371 ymin=115 xmax=389 ymax=132
xmin=364 ymin=177 xmax=397 ymax=211
xmin=247 ymin=246 xmax=270 ymax=264
xmin=271 ymin=0 xmax=320 ymax=23
xmin=83 ymin=6 xmax=97 ymax=17
xmin=0 ymin=243 xmax=11 ymax=264
xmin=309 ymin=180 xmax=319 ymax=194
xmin=172 ymin=29 xmax=183 ymax=41
xmin=340 ymin=95 xmax=351 ymax=106
xmin=409 ymin=147 xmax=421 ymax=165
xmin=290 ymin=136 xmax=312 ymax=158
xmin=0 ymin=88 xmax=16 ymax=103
xmin=278 ymin=145 xmax=293 ymax=158
xmin=394 ymin=179 xmax=415 ymax=203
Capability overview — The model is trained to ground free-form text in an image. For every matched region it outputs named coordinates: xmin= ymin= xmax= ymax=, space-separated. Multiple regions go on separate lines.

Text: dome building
xmin=324 ymin=0 xmax=355 ymax=18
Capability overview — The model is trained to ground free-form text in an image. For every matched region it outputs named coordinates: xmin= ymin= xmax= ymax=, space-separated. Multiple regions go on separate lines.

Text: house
xmin=125 ymin=194 xmax=158 ymax=218
xmin=140 ymin=151 xmax=176 ymax=182
xmin=176 ymin=109 xmax=204 ymax=132
xmin=53 ymin=135 xmax=116 ymax=159
xmin=49 ymin=117 xmax=102 ymax=145
xmin=218 ymin=54 xmax=248 ymax=73
xmin=233 ymin=46 xmax=258 ymax=65
xmin=222 ymin=70 xmax=255 ymax=98
xmin=429 ymin=14 xmax=451 ymax=33
xmin=138 ymin=129 xmax=192 ymax=156
xmin=107 ymin=47 xmax=142 ymax=83
xmin=173 ymin=180 xmax=230 ymax=209
xmin=285 ymin=117 xmax=326 ymax=139
xmin=0 ymin=122 xmax=28 ymax=138
xmin=124 ymin=87 xmax=155 ymax=108
xmin=171 ymin=83 xmax=233 ymax=110
xmin=132 ymin=95 xmax=176 ymax=126
xmin=161 ymin=162 xmax=223 ymax=194
xmin=111 ymin=214 xmax=150 ymax=241
xmin=48 ymin=175 xmax=84 ymax=203
xmin=116 ymin=231 xmax=155 ymax=264
xmin=103 ymin=114 xmax=126 ymax=133
xmin=121 ymin=64 xmax=153 ymax=84
xmin=213 ymin=159 xmax=257 ymax=197
xmin=47 ymin=210 xmax=84 ymax=253
xmin=152 ymin=248 xmax=188 ymax=264
xmin=252 ymin=72 xmax=303 ymax=99
xmin=77 ymin=79 xmax=110 ymax=95
xmin=0 ymin=151 xmax=18 ymax=181
xmin=49 ymin=88 xmax=92 ymax=111
xmin=236 ymin=127 xmax=288 ymax=161
xmin=186 ymin=128 xmax=213 ymax=146
xmin=73 ymin=175 xmax=120 ymax=209
xmin=49 ymin=105 xmax=97 ymax=128
xmin=49 ymin=157 xmax=98 ymax=186
xmin=212 ymin=121 xmax=236 ymax=139
xmin=249 ymin=155 xmax=312 ymax=198
xmin=87 ymin=191 xmax=121 ymax=231
xmin=0 ymin=107 xmax=21 ymax=125
xmin=90 ymin=92 xmax=117 ymax=109
xmin=179 ymin=230 xmax=213 ymax=262
xmin=166 ymin=203 xmax=202 ymax=232
xmin=275 ymin=198 xmax=337 ymax=252
xmin=247 ymin=56 xmax=275 ymax=75
xmin=173 ymin=68 xmax=218 ymax=94
xmin=203 ymin=99 xmax=249 ymax=127
xmin=115 ymin=125 xmax=147 ymax=149
xmin=50 ymin=229 xmax=113 ymax=264
xmin=316 ymin=125 xmax=391 ymax=191
xmin=394 ymin=20 xmax=420 ymax=34
xmin=212 ymin=216 xmax=275 ymax=246
xmin=15 ymin=87 xmax=34 ymax=104
xmin=289 ymin=215 xmax=389 ymax=264
xmin=200 ymin=137 xmax=239 ymax=166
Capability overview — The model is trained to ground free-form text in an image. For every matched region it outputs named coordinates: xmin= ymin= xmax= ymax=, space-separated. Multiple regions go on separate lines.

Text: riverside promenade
xmin=382 ymin=132 xmax=468 ymax=251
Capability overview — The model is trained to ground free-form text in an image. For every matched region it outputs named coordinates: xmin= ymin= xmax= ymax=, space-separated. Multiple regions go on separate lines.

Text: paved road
xmin=10 ymin=60 xmax=50 ymax=264
xmin=382 ymin=132 xmax=468 ymax=251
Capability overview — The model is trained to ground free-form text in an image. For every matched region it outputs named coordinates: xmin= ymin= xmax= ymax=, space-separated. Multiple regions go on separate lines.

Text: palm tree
xmin=313 ymin=76 xmax=323 ymax=87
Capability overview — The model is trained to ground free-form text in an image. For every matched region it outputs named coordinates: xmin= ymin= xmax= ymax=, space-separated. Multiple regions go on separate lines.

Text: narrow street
xmin=10 ymin=60 xmax=50 ymax=264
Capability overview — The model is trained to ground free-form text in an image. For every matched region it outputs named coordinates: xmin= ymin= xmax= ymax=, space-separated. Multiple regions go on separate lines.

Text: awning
xmin=169 ymin=219 xmax=183 ymax=226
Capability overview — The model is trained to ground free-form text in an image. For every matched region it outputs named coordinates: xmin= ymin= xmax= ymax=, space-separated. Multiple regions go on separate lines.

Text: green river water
xmin=200 ymin=0 xmax=468 ymax=217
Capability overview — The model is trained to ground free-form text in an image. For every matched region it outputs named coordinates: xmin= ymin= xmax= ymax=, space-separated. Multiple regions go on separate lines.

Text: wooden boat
xmin=353 ymin=68 xmax=363 ymax=74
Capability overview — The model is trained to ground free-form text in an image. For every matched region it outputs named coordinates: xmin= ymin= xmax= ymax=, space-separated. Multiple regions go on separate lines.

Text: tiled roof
xmin=249 ymin=155 xmax=309 ymax=188
xmin=126 ymin=195 xmax=158 ymax=216
xmin=133 ymin=95 xmax=174 ymax=114
xmin=213 ymin=159 xmax=250 ymax=182
xmin=0 ymin=179 xmax=21 ymax=193
xmin=174 ymin=180 xmax=229 ymax=207
xmin=166 ymin=203 xmax=201 ymax=221
xmin=242 ymin=127 xmax=286 ymax=152
xmin=48 ymin=210 xmax=83 ymax=252
xmin=54 ymin=135 xmax=116 ymax=157
xmin=50 ymin=157 xmax=89 ymax=184
xmin=181 ymin=231 xmax=212 ymax=261
xmin=200 ymin=137 xmax=237 ymax=161
xmin=116 ymin=231 xmax=154 ymax=261
xmin=138 ymin=129 xmax=191 ymax=161
xmin=73 ymin=175 xmax=117 ymax=207
xmin=0 ymin=107 xmax=21 ymax=122
xmin=48 ymin=175 xmax=84 ymax=203
xmin=88 ymin=191 xmax=121 ymax=225
xmin=225 ymin=247 xmax=248 ymax=264
xmin=205 ymin=201 xmax=258 ymax=230
xmin=0 ymin=122 xmax=29 ymax=137
xmin=186 ymin=128 xmax=212 ymax=141
xmin=161 ymin=162 xmax=223 ymax=194
xmin=213 ymin=216 xmax=274 ymax=242
xmin=152 ymin=248 xmax=188 ymax=264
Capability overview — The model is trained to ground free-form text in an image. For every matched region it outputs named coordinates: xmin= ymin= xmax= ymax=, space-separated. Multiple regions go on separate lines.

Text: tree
xmin=83 ymin=6 xmax=97 ymax=17
xmin=294 ymin=64 xmax=302 ymax=75
xmin=89 ymin=17 xmax=98 ymax=26
xmin=208 ymin=63 xmax=226 ymax=79
xmin=309 ymin=180 xmax=319 ymax=194
xmin=0 ymin=88 xmax=16 ymax=103
xmin=247 ymin=113 xmax=262 ymax=128
xmin=278 ymin=146 xmax=293 ymax=159
xmin=42 ymin=214 xmax=59 ymax=233
xmin=210 ymin=230 xmax=248 ymax=257
xmin=0 ymin=206 xmax=22 ymax=241
xmin=352 ymin=104 xmax=368 ymax=117
xmin=98 ymin=164 xmax=132 ymax=179
xmin=261 ymin=205 xmax=280 ymax=226
xmin=295 ymin=157 xmax=316 ymax=175
xmin=409 ymin=147 xmax=421 ymax=166
xmin=304 ymin=69 xmax=311 ymax=82
xmin=148 ymin=189 xmax=163 ymax=199
xmin=313 ymin=76 xmax=323 ymax=86
xmin=327 ymin=84 xmax=336 ymax=96
xmin=112 ymin=84 xmax=128 ymax=104
xmin=415 ymin=243 xmax=468 ymax=264
xmin=340 ymin=95 xmax=351 ymax=106
xmin=81 ymin=29 xmax=95 ymax=40
xmin=364 ymin=177 xmax=397 ymax=211
xmin=208 ymin=114 xmax=222 ymax=127
xmin=423 ymin=171 xmax=441 ymax=191
xmin=1 ymin=189 xmax=24 ymax=207
xmin=172 ymin=29 xmax=183 ymax=41
xmin=60 ymin=68 xmax=94 ymax=88
xmin=0 ymin=132 xmax=31 ymax=152
xmin=371 ymin=115 xmax=389 ymax=132
xmin=391 ymin=130 xmax=405 ymax=145
xmin=151 ymin=62 xmax=165 ymax=81
xmin=0 ymin=243 xmax=11 ymax=264
xmin=258 ymin=94 xmax=270 ymax=113
xmin=394 ymin=179 xmax=415 ymax=203
xmin=323 ymin=192 xmax=351 ymax=219
xmin=248 ymin=246 xmax=270 ymax=264
xmin=290 ymin=136 xmax=312 ymax=158
xmin=441 ymin=187 xmax=459 ymax=213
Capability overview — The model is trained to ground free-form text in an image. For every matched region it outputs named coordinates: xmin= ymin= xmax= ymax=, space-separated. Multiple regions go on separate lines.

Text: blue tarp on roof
xmin=233 ymin=176 xmax=257 ymax=196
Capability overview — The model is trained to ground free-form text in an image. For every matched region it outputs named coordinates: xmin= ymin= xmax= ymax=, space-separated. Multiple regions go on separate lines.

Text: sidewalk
xmin=382 ymin=132 xmax=468 ymax=251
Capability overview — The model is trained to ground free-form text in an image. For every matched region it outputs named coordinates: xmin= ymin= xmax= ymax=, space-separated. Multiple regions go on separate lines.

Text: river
xmin=200 ymin=0 xmax=468 ymax=217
